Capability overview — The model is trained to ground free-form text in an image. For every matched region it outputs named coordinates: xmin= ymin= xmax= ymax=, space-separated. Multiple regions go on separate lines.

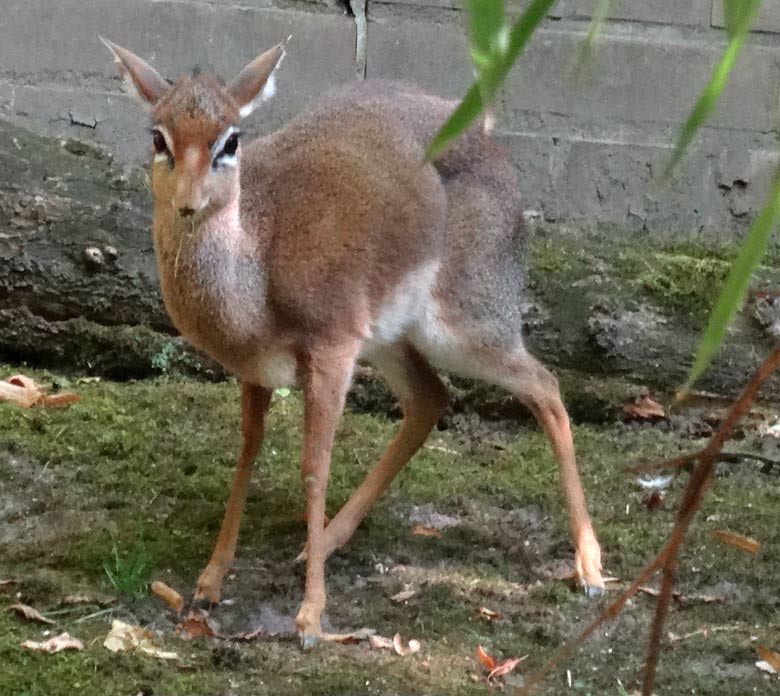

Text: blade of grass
xmin=664 ymin=0 xmax=761 ymax=177
xmin=679 ymin=169 xmax=780 ymax=397
xmin=426 ymin=0 xmax=558 ymax=160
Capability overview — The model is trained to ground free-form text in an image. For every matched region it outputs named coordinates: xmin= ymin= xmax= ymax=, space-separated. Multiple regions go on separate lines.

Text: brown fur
xmin=104 ymin=41 xmax=604 ymax=643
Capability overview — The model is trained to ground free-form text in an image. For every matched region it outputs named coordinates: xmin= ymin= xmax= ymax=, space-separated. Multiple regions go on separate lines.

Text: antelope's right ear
xmin=100 ymin=36 xmax=169 ymax=109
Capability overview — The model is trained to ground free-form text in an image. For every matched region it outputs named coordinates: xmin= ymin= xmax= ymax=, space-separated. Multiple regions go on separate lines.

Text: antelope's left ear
xmin=228 ymin=37 xmax=290 ymax=118
xmin=100 ymin=36 xmax=169 ymax=109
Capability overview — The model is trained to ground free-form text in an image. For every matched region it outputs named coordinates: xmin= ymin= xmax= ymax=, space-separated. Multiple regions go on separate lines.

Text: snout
xmin=173 ymin=182 xmax=210 ymax=218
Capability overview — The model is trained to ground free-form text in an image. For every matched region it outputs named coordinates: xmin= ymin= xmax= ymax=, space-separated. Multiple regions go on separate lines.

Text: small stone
xmin=103 ymin=245 xmax=119 ymax=261
xmin=82 ymin=247 xmax=104 ymax=268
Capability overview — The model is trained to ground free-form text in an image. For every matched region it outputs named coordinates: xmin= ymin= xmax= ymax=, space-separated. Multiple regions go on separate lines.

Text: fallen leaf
xmin=104 ymin=619 xmax=180 ymax=660
xmin=22 ymin=632 xmax=83 ymax=653
xmin=623 ymin=396 xmax=666 ymax=420
xmin=76 ymin=376 xmax=101 ymax=384
xmin=644 ymin=491 xmax=664 ymax=511
xmin=151 ymin=581 xmax=184 ymax=614
xmin=0 ymin=374 xmax=80 ymax=409
xmin=369 ymin=634 xmax=395 ymax=650
xmin=712 ymin=529 xmax=761 ymax=555
xmin=638 ymin=586 xmax=724 ymax=607
xmin=321 ymin=627 xmax=376 ymax=644
xmin=0 ymin=579 xmax=18 ymax=593
xmin=478 ymin=607 xmax=501 ymax=621
xmin=488 ymin=655 xmax=527 ymax=681
xmin=390 ymin=589 xmax=416 ymax=603
xmin=476 ymin=645 xmax=497 ymax=671
xmin=229 ymin=627 xmax=266 ymax=642
xmin=10 ymin=603 xmax=55 ymax=625
xmin=392 ymin=633 xmax=421 ymax=656
xmin=411 ymin=524 xmax=442 ymax=538
xmin=175 ymin=611 xmax=217 ymax=640
xmin=757 ymin=646 xmax=780 ymax=673
xmin=61 ymin=595 xmax=91 ymax=605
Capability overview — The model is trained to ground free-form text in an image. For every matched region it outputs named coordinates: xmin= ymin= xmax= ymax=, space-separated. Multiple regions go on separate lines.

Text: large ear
xmin=100 ymin=36 xmax=169 ymax=109
xmin=228 ymin=38 xmax=290 ymax=118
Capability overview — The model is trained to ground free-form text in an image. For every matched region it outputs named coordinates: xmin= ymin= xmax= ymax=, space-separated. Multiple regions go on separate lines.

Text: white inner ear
xmin=115 ymin=59 xmax=153 ymax=111
xmin=239 ymin=68 xmax=279 ymax=118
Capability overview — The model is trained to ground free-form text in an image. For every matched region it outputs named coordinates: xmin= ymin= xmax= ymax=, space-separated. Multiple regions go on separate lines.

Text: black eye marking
xmin=152 ymin=129 xmax=167 ymax=155
xmin=151 ymin=128 xmax=175 ymax=168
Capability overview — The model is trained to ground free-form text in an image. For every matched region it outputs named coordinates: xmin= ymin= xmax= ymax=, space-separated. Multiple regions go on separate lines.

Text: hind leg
xmin=447 ymin=343 xmax=603 ymax=594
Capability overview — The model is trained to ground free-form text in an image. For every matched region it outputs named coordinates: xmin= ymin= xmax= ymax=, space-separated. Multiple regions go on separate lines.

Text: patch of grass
xmin=102 ymin=526 xmax=155 ymax=598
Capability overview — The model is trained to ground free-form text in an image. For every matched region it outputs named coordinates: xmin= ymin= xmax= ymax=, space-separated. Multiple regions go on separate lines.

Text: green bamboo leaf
xmin=723 ymin=0 xmax=760 ymax=39
xmin=664 ymin=0 xmax=761 ymax=177
xmin=680 ymin=170 xmax=780 ymax=396
xmin=426 ymin=0 xmax=558 ymax=160
xmin=571 ymin=0 xmax=613 ymax=80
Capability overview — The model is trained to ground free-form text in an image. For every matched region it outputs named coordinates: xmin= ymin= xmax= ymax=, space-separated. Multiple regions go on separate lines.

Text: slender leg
xmin=195 ymin=383 xmax=272 ymax=603
xmin=319 ymin=345 xmax=450 ymax=558
xmin=512 ymin=359 xmax=604 ymax=595
xmin=295 ymin=342 xmax=360 ymax=647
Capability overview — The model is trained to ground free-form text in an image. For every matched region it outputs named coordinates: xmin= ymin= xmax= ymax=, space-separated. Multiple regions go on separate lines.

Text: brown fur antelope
xmin=102 ymin=37 xmax=604 ymax=646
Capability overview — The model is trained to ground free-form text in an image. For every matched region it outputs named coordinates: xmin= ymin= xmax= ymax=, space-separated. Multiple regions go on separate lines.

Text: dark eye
xmin=221 ymin=132 xmax=239 ymax=157
xmin=152 ymin=130 xmax=168 ymax=155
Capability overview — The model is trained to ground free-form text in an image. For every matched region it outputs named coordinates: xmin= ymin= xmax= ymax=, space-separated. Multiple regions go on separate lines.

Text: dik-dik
xmin=103 ymin=37 xmax=604 ymax=646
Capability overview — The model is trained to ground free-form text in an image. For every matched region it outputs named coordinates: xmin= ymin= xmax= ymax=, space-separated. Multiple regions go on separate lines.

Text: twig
xmin=517 ymin=347 xmax=780 ymax=696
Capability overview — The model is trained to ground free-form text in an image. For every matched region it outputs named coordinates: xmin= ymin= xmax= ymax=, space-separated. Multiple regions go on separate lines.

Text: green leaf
xmin=664 ymin=0 xmax=761 ymax=177
xmin=723 ymin=0 xmax=761 ymax=39
xmin=681 ymin=169 xmax=780 ymax=396
xmin=426 ymin=0 xmax=558 ymax=160
xmin=571 ymin=0 xmax=613 ymax=80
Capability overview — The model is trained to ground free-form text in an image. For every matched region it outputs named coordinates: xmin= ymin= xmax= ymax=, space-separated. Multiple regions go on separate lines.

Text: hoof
xmin=300 ymin=633 xmax=319 ymax=651
xmin=583 ymin=582 xmax=604 ymax=599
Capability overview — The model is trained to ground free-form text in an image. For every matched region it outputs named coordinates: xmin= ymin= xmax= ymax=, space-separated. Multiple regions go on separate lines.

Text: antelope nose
xmin=178 ymin=206 xmax=195 ymax=218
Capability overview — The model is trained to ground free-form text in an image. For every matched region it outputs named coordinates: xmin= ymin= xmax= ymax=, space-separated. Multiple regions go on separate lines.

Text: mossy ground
xmin=1 ymin=366 xmax=779 ymax=695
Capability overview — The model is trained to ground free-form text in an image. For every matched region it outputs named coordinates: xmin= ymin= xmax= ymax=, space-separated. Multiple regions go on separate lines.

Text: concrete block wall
xmin=1 ymin=0 xmax=779 ymax=236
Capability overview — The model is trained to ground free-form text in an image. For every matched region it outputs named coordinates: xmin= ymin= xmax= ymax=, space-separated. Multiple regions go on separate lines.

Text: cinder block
xmin=0 ymin=0 xmax=357 ymax=164
xmin=498 ymin=29 xmax=776 ymax=133
xmin=712 ymin=2 xmax=780 ymax=34
xmin=574 ymin=0 xmax=710 ymax=27
xmin=368 ymin=0 xmax=571 ymax=18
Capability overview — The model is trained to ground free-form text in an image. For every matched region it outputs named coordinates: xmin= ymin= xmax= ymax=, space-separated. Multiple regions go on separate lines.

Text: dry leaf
xmin=369 ymin=634 xmax=395 ymax=650
xmin=0 ymin=374 xmax=79 ymax=409
xmin=175 ymin=611 xmax=217 ymax=640
xmin=22 ymin=632 xmax=83 ymax=654
xmin=623 ymin=396 xmax=666 ymax=420
xmin=320 ymin=627 xmax=376 ymax=644
xmin=488 ymin=656 xmax=527 ymax=681
xmin=104 ymin=619 xmax=180 ymax=660
xmin=712 ymin=529 xmax=761 ymax=555
xmin=638 ymin=586 xmax=724 ymax=607
xmin=76 ymin=376 xmax=101 ymax=384
xmin=411 ymin=524 xmax=442 ymax=538
xmin=392 ymin=633 xmax=421 ymax=656
xmin=1 ymin=579 xmax=18 ymax=593
xmin=61 ymin=595 xmax=91 ymax=605
xmin=151 ymin=581 xmax=184 ymax=614
xmin=757 ymin=646 xmax=780 ymax=673
xmin=10 ymin=602 xmax=55 ymax=625
xmin=390 ymin=589 xmax=416 ymax=603
xmin=229 ymin=627 xmax=266 ymax=642
xmin=476 ymin=645 xmax=497 ymax=671
xmin=478 ymin=607 xmax=501 ymax=621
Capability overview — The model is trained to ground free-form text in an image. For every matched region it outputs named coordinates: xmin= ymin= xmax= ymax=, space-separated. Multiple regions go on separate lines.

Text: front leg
xmin=195 ymin=383 xmax=272 ymax=603
xmin=295 ymin=342 xmax=359 ymax=647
